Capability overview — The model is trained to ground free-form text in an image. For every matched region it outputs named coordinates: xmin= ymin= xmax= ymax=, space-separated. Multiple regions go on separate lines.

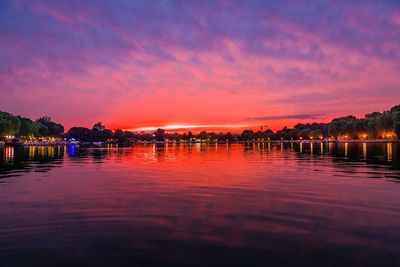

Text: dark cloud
xmin=246 ymin=114 xmax=324 ymax=121
xmin=1 ymin=0 xmax=399 ymax=72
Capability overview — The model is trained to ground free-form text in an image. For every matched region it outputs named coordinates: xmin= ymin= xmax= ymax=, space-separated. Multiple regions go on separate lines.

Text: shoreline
xmin=1 ymin=139 xmax=399 ymax=147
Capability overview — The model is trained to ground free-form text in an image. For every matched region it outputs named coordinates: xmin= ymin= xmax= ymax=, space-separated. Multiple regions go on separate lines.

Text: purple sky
xmin=1 ymin=0 xmax=400 ymax=131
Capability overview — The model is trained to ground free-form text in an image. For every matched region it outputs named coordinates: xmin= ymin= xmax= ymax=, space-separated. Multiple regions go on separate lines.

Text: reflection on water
xmin=0 ymin=146 xmax=65 ymax=178
xmin=0 ymin=143 xmax=400 ymax=267
xmin=4 ymin=146 xmax=14 ymax=163
xmin=363 ymin=142 xmax=367 ymax=159
xmin=387 ymin=143 xmax=393 ymax=162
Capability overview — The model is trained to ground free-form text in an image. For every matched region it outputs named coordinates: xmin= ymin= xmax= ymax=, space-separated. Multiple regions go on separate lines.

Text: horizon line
xmin=128 ymin=124 xmax=258 ymax=132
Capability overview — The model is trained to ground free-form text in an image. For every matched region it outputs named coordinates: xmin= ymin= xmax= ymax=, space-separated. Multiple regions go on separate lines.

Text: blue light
xmin=68 ymin=144 xmax=77 ymax=157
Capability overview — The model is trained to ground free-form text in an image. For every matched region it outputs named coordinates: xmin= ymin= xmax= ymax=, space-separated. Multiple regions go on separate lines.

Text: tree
xmin=365 ymin=112 xmax=381 ymax=120
xmin=253 ymin=131 xmax=265 ymax=140
xmin=299 ymin=128 xmax=311 ymax=139
xmin=92 ymin=122 xmax=105 ymax=132
xmin=18 ymin=117 xmax=40 ymax=137
xmin=36 ymin=116 xmax=64 ymax=136
xmin=241 ymin=130 xmax=254 ymax=141
xmin=38 ymin=124 xmax=49 ymax=136
xmin=67 ymin=127 xmax=91 ymax=142
xmin=288 ymin=129 xmax=299 ymax=140
xmin=294 ymin=123 xmax=307 ymax=131
xmin=208 ymin=132 xmax=217 ymax=142
xmin=352 ymin=119 xmax=366 ymax=138
xmin=328 ymin=116 xmax=356 ymax=138
xmin=391 ymin=105 xmax=400 ymax=113
xmin=377 ymin=111 xmax=393 ymax=134
xmin=224 ymin=132 xmax=234 ymax=142
xmin=366 ymin=120 xmax=378 ymax=139
xmin=155 ymin=129 xmax=165 ymax=142
xmin=267 ymin=132 xmax=276 ymax=140
xmin=393 ymin=111 xmax=400 ymax=139
xmin=114 ymin=129 xmax=126 ymax=141
xmin=37 ymin=116 xmax=51 ymax=123
xmin=310 ymin=129 xmax=323 ymax=139
xmin=91 ymin=128 xmax=113 ymax=142
xmin=275 ymin=129 xmax=287 ymax=140
xmin=0 ymin=111 xmax=21 ymax=136
xmin=187 ymin=131 xmax=193 ymax=141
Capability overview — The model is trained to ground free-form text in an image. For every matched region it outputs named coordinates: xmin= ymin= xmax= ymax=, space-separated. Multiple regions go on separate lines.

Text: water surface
xmin=1 ymin=143 xmax=400 ymax=267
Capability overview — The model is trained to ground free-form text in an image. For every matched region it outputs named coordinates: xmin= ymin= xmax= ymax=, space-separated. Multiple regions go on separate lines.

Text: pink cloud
xmin=1 ymin=1 xmax=399 ymax=131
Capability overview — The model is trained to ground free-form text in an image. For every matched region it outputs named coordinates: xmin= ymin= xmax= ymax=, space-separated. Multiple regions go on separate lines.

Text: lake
xmin=0 ymin=143 xmax=400 ymax=267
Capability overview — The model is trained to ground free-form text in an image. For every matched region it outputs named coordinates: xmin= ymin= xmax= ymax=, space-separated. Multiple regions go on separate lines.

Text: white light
xmin=130 ymin=124 xmax=254 ymax=132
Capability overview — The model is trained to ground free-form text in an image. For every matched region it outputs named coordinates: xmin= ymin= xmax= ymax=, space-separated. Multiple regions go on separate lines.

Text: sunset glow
xmin=132 ymin=124 xmax=257 ymax=132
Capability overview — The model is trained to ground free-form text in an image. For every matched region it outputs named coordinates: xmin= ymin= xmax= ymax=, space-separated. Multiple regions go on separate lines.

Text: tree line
xmin=0 ymin=112 xmax=64 ymax=138
xmin=1 ymin=104 xmax=399 ymax=142
xmin=239 ymin=104 xmax=400 ymax=141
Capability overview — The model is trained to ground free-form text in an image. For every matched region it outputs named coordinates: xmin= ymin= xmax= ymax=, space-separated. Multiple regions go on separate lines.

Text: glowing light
xmin=363 ymin=142 xmax=367 ymax=159
xmin=381 ymin=131 xmax=396 ymax=139
xmin=131 ymin=124 xmax=255 ymax=132
xmin=387 ymin=143 xmax=393 ymax=161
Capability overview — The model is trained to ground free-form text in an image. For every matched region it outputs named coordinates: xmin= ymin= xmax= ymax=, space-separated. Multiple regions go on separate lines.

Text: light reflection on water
xmin=0 ymin=143 xmax=400 ymax=267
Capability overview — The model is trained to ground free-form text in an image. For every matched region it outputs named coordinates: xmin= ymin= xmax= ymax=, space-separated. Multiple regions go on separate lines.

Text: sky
xmin=0 ymin=0 xmax=400 ymax=132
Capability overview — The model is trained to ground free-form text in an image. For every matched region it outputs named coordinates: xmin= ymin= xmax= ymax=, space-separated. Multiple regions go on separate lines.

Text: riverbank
xmin=1 ymin=139 xmax=396 ymax=147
